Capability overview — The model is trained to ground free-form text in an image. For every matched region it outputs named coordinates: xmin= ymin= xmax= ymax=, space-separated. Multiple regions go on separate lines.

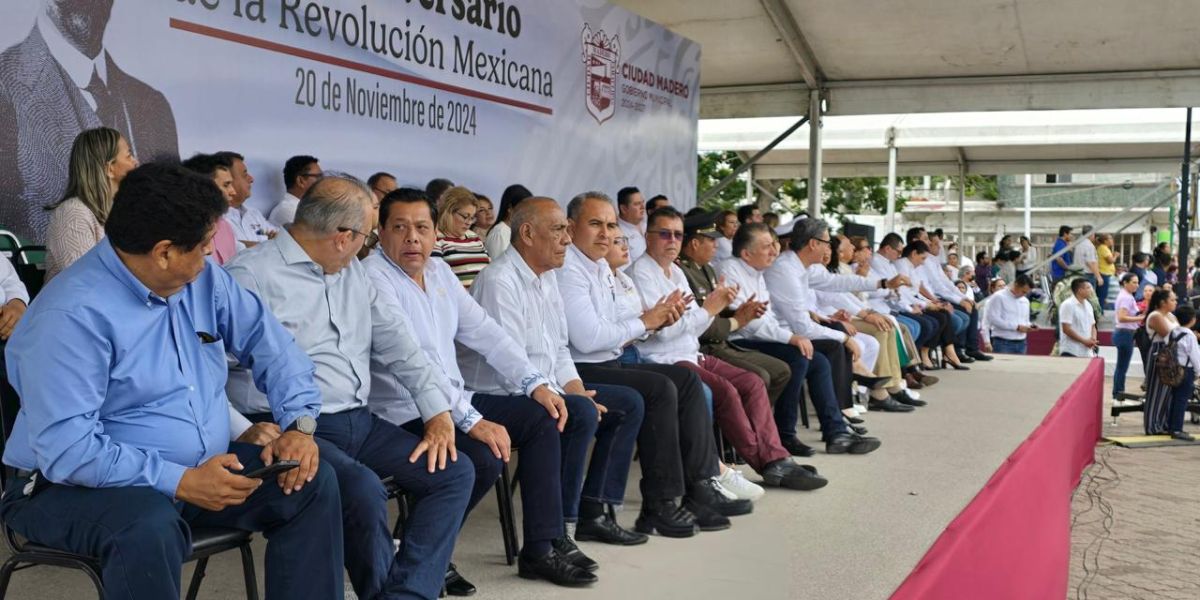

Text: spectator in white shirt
xmin=0 ymin=257 xmax=30 ymax=340
xmin=363 ymin=189 xmax=604 ymax=587
xmin=214 ymin=151 xmax=276 ymax=247
xmin=1072 ymin=225 xmax=1101 ymax=290
xmin=483 ymin=184 xmax=532 ymax=259
xmin=615 ymin=186 xmax=647 ymax=264
xmin=269 ymin=155 xmax=321 ymax=227
xmin=894 ymin=240 xmax=970 ymax=369
xmin=560 ymin=192 xmax=750 ymax=536
xmin=714 ymin=209 xmax=737 ymax=261
xmin=716 ymin=223 xmax=883 ymax=454
xmin=912 ymin=228 xmax=987 ymax=362
xmin=1058 ymin=278 xmax=1098 ymax=357
xmin=631 ymin=208 xmax=826 ymax=491
xmin=986 ymin=274 xmax=1036 ymax=354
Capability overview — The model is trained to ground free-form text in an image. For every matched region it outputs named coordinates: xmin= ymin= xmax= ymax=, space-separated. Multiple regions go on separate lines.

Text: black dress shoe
xmin=891 ymin=391 xmax=927 ymax=407
xmin=967 ymin=350 xmax=994 ymax=361
xmin=1170 ymin=431 xmax=1196 ymax=442
xmin=959 ymin=355 xmax=976 ymax=364
xmin=867 ymin=397 xmax=915 ymax=413
xmin=444 ymin=563 xmax=476 ymax=597
xmin=759 ymin=459 xmax=829 ymax=491
xmin=688 ymin=478 xmax=753 ymax=517
xmin=781 ymin=436 xmax=816 ymax=457
xmin=682 ymin=497 xmax=732 ymax=531
xmin=552 ymin=536 xmax=599 ymax=572
xmin=853 ymin=373 xmax=890 ymax=390
xmin=845 ymin=415 xmax=865 ymax=424
xmin=517 ymin=550 xmax=598 ymax=587
xmin=634 ymin=500 xmax=698 ymax=538
xmin=943 ymin=359 xmax=970 ymax=371
xmin=825 ymin=432 xmax=882 ymax=455
xmin=574 ymin=514 xmax=649 ymax=546
xmin=850 ymin=424 xmax=869 ymax=435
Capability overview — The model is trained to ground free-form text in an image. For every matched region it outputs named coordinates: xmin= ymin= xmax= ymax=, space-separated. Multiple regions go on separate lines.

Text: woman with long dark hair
xmin=1143 ymin=289 xmax=1197 ymax=439
xmin=482 ymin=184 xmax=532 ymax=257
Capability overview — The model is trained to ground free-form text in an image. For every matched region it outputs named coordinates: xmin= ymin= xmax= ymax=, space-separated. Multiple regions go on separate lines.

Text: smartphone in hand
xmin=239 ymin=460 xmax=301 ymax=479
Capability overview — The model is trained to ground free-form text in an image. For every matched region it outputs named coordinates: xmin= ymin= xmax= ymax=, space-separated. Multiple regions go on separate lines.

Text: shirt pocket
xmin=199 ymin=338 xmax=230 ymax=391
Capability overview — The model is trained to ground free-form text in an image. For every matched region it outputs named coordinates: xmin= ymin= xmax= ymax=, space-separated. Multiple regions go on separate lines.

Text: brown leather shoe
xmin=904 ymin=373 xmax=924 ymax=390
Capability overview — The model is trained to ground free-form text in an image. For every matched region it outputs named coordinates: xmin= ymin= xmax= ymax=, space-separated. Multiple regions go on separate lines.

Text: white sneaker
xmin=716 ymin=469 xmax=765 ymax=502
xmin=854 ymin=404 xmax=868 ymax=415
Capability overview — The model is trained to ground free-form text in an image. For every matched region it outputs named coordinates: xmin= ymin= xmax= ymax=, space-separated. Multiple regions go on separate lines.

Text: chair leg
xmin=392 ymin=493 xmax=410 ymax=541
xmin=799 ymin=385 xmax=811 ymax=429
xmin=0 ymin=558 xmax=19 ymax=599
xmin=239 ymin=542 xmax=259 ymax=600
xmin=496 ymin=467 xmax=518 ymax=566
xmin=185 ymin=557 xmax=208 ymax=600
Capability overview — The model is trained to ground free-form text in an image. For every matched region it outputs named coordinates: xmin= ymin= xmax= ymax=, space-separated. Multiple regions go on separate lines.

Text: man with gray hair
xmin=225 ymin=174 xmax=474 ymax=600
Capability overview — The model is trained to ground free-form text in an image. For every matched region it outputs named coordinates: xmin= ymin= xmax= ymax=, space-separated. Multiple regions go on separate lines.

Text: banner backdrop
xmin=0 ymin=0 xmax=700 ymax=241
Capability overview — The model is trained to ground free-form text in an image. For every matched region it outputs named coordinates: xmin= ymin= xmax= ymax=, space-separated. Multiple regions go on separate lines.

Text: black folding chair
xmin=13 ymin=246 xmax=45 ymax=300
xmin=0 ymin=380 xmax=260 ymax=599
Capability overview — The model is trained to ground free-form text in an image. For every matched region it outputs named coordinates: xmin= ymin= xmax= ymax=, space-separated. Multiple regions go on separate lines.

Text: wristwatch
xmin=286 ymin=415 xmax=317 ymax=435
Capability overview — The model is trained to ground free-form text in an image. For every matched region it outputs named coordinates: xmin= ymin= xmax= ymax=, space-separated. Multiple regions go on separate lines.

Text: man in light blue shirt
xmin=0 ymin=163 xmax=342 ymax=600
xmin=225 ymin=174 xmax=474 ymax=600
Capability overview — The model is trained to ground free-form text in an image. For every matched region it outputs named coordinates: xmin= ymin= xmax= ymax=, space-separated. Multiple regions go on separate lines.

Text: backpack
xmin=1155 ymin=330 xmax=1191 ymax=388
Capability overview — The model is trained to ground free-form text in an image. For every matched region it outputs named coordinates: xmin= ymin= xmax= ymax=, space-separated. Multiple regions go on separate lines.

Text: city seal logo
xmin=581 ymin=25 xmax=620 ymax=124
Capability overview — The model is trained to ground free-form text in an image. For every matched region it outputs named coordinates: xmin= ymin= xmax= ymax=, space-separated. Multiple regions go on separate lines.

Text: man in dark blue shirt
xmin=1050 ymin=225 xmax=1074 ymax=283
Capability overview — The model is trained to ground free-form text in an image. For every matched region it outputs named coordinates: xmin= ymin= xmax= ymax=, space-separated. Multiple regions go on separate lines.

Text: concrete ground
xmin=1066 ymin=374 xmax=1200 ymax=600
xmin=0 ymin=356 xmax=1100 ymax=599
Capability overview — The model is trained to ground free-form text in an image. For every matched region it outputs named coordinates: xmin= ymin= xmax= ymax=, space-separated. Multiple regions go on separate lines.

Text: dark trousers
xmin=250 ymin=408 xmax=473 ymax=600
xmin=574 ymin=384 xmax=644 ymax=516
xmin=734 ymin=341 xmax=849 ymax=441
xmin=1169 ymin=367 xmax=1195 ymax=433
xmin=1113 ymin=329 xmax=1136 ymax=398
xmin=954 ymin=304 xmax=980 ymax=353
xmin=811 ymin=338 xmax=853 ymax=410
xmin=703 ymin=344 xmax=793 ymax=406
xmin=681 ymin=356 xmax=790 ymax=472
xmin=575 ymin=361 xmax=718 ymax=502
xmin=0 ymin=443 xmax=343 ymax=600
xmin=403 ymin=393 xmax=596 ymax=553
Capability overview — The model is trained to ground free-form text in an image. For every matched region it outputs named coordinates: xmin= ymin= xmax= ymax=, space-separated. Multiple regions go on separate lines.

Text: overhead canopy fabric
xmin=613 ymin=0 xmax=1200 ymax=118
xmin=700 ymin=109 xmax=1200 ymax=177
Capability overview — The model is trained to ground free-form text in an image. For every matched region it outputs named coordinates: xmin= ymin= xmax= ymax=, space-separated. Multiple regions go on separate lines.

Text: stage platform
xmin=2 ymin=355 xmax=1096 ymax=599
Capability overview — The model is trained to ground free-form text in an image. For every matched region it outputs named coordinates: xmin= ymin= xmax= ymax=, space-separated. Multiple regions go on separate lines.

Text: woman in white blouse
xmin=605 ymin=234 xmax=647 ymax=363
xmin=43 ymin=127 xmax=138 ymax=280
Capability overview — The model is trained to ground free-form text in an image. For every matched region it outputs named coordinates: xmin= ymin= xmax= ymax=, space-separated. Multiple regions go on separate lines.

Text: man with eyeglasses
xmin=225 ymin=174 xmax=475 ymax=600
xmin=270 ymin=155 xmax=322 ymax=227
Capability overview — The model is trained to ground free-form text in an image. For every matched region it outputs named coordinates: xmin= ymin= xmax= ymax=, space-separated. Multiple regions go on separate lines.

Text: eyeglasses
xmin=613 ymin=236 xmax=629 ymax=247
xmin=649 ymin=229 xmax=684 ymax=241
xmin=454 ymin=211 xmax=477 ymax=224
xmin=813 ymin=238 xmax=832 ymax=246
xmin=337 ymin=226 xmax=368 ymax=239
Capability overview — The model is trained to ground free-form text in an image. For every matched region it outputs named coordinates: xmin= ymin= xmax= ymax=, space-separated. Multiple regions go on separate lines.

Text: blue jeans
xmin=895 ymin=314 xmax=921 ymax=344
xmin=259 ymin=407 xmax=474 ymax=600
xmin=1098 ymin=275 xmax=1112 ymax=309
xmin=954 ymin=304 xmax=980 ymax=353
xmin=948 ymin=308 xmax=969 ymax=337
xmin=1112 ymin=329 xmax=1135 ymax=398
xmin=0 ymin=442 xmax=344 ymax=600
xmin=575 ymin=384 xmax=644 ymax=514
xmin=1169 ymin=367 xmax=1195 ymax=433
xmin=992 ymin=337 xmax=1027 ymax=355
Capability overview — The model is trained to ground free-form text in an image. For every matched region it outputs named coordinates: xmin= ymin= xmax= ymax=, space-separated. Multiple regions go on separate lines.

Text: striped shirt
xmin=434 ymin=229 xmax=491 ymax=289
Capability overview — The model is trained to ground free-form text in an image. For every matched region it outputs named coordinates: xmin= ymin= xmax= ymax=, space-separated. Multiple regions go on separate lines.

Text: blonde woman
xmin=44 ymin=127 xmax=137 ymax=279
xmin=433 ymin=186 xmax=491 ymax=288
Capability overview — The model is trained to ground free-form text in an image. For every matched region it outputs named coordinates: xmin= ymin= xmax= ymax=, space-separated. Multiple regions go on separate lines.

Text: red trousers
xmin=678 ymin=355 xmax=790 ymax=473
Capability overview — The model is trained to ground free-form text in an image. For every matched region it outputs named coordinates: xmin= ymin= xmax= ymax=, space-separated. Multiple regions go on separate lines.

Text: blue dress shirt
xmin=2 ymin=240 xmax=322 ymax=499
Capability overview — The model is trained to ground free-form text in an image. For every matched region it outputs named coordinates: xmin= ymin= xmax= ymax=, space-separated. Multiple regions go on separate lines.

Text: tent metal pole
xmin=807 ymin=88 xmax=823 ymax=217
xmin=698 ymin=116 xmax=809 ymax=205
xmin=1179 ymin=107 xmax=1192 ymax=299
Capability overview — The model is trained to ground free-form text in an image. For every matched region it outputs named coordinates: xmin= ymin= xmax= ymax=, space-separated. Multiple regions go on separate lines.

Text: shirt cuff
xmin=456 ymin=407 xmax=484 ymax=433
xmin=519 ymin=373 xmax=553 ymax=398
xmin=155 ymin=461 xmax=190 ymax=500
xmin=624 ymin=319 xmax=648 ymax=339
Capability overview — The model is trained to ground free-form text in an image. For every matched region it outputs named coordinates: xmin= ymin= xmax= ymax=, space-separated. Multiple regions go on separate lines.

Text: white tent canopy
xmin=700 ymin=109 xmax=1200 ymax=178
xmin=613 ymin=0 xmax=1200 ymax=118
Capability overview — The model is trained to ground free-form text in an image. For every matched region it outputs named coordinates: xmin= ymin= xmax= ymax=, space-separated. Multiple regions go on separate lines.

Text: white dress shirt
xmin=364 ymin=252 xmax=552 ymax=431
xmin=559 ymin=244 xmax=648 ymax=363
xmin=223 ymin=229 xmax=453 ymax=419
xmin=483 ymin=221 xmax=511 ymax=258
xmin=1169 ymin=325 xmax=1200 ymax=367
xmin=619 ymin=219 xmax=647 ymax=264
xmin=923 ymin=249 xmax=967 ymax=303
xmin=762 ymin=253 xmax=849 ymax=342
xmin=612 ymin=267 xmax=644 ymax=322
xmin=715 ymin=237 xmax=733 ymax=261
xmin=0 ymin=258 xmax=29 ymax=306
xmin=714 ymin=258 xmax=794 ymax=344
xmin=629 ymin=255 xmax=713 ymax=364
xmin=224 ymin=205 xmax=277 ymax=245
xmin=986 ymin=288 xmax=1031 ymax=341
xmin=463 ymin=247 xmax=581 ymax=393
xmin=892 ymin=257 xmax=932 ymax=311
xmin=1057 ymin=295 xmax=1097 ymax=357
xmin=268 ymin=193 xmax=301 ymax=228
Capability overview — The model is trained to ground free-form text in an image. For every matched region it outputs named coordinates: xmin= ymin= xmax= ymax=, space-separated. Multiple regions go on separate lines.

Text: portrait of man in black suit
xmin=0 ymin=0 xmax=179 ymax=241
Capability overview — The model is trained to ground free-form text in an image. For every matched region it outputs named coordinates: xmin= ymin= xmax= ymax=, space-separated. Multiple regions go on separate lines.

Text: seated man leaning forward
xmin=224 ymin=174 xmax=474 ymax=600
xmin=0 ymin=163 xmax=343 ymax=600
xmin=363 ymin=187 xmax=602 ymax=588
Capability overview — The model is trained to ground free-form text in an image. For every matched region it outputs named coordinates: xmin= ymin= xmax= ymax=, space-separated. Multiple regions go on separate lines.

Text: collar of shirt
xmin=619 ymin=218 xmax=646 ymax=235
xmin=96 ymin=238 xmax=169 ymax=307
xmin=37 ymin=14 xmax=106 ymax=88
